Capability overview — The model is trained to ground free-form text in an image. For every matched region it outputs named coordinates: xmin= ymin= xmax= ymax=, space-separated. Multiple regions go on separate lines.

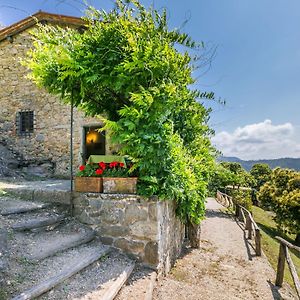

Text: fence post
xmin=238 ymin=206 xmax=243 ymax=221
xmin=235 ymin=204 xmax=239 ymax=218
xmin=246 ymin=215 xmax=252 ymax=239
xmin=255 ymin=228 xmax=261 ymax=256
xmin=275 ymin=243 xmax=286 ymax=287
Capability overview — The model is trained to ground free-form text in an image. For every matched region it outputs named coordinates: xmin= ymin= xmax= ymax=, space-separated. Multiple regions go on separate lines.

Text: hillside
xmin=218 ymin=156 xmax=300 ymax=171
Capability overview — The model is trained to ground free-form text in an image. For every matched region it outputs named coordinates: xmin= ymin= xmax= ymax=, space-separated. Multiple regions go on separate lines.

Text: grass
xmin=252 ymin=206 xmax=300 ymax=291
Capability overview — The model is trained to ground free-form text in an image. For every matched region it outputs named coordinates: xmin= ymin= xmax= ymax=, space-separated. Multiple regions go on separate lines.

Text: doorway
xmin=82 ymin=126 xmax=105 ymax=162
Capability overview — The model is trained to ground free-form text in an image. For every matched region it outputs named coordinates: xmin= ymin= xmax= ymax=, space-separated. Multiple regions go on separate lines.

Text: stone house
xmin=0 ymin=11 xmax=112 ymax=178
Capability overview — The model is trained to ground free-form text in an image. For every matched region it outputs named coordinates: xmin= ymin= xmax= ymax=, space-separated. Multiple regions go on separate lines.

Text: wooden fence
xmin=235 ymin=204 xmax=261 ymax=256
xmin=275 ymin=236 xmax=300 ymax=298
xmin=216 ymin=190 xmax=261 ymax=256
xmin=216 ymin=190 xmax=233 ymax=208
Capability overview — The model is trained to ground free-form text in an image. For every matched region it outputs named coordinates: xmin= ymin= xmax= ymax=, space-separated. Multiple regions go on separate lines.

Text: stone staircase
xmin=0 ymin=195 xmax=154 ymax=300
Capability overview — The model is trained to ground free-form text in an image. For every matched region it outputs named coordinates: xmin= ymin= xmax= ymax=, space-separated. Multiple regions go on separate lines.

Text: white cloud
xmin=212 ymin=120 xmax=300 ymax=160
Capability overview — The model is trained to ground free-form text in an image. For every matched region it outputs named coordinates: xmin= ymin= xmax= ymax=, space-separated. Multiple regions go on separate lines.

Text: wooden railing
xmin=216 ymin=190 xmax=233 ymax=208
xmin=235 ymin=204 xmax=262 ymax=256
xmin=275 ymin=236 xmax=300 ymax=298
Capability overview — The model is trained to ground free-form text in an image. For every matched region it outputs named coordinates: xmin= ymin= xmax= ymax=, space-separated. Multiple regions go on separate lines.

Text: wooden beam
xmin=285 ymin=245 xmax=300 ymax=298
xmin=11 ymin=247 xmax=111 ymax=300
xmin=99 ymin=262 xmax=135 ymax=300
xmin=275 ymin=236 xmax=300 ymax=252
xmin=145 ymin=271 xmax=157 ymax=300
xmin=255 ymin=229 xmax=261 ymax=256
xmin=275 ymin=243 xmax=286 ymax=287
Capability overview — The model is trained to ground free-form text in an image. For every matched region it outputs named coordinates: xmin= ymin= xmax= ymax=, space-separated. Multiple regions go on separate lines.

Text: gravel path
xmin=153 ymin=198 xmax=297 ymax=300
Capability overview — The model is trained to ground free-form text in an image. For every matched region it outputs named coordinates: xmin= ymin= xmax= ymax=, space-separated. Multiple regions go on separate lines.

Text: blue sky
xmin=1 ymin=0 xmax=300 ymax=159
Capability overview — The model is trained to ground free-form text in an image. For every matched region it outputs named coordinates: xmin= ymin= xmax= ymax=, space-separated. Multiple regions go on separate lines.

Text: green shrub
xmin=23 ymin=0 xmax=216 ymax=224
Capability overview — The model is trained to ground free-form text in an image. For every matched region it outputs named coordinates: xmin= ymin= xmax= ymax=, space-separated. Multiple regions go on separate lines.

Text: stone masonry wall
xmin=73 ymin=193 xmax=185 ymax=274
xmin=0 ymin=29 xmax=114 ymax=177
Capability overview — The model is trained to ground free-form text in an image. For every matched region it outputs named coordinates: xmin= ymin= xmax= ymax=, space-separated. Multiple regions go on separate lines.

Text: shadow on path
xmin=267 ymin=280 xmax=284 ymax=300
xmin=205 ymin=208 xmax=232 ymax=219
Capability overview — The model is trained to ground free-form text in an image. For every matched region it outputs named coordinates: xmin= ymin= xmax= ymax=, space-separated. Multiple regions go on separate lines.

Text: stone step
xmin=24 ymin=229 xmax=96 ymax=261
xmin=11 ymin=214 xmax=65 ymax=231
xmin=38 ymin=250 xmax=135 ymax=300
xmin=1 ymin=202 xmax=51 ymax=216
xmin=11 ymin=245 xmax=111 ymax=300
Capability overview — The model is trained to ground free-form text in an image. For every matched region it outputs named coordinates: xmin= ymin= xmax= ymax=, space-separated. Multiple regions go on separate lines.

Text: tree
xmin=250 ymin=163 xmax=271 ymax=190
xmin=23 ymin=0 xmax=216 ymax=224
xmin=258 ymin=168 xmax=300 ymax=245
xmin=220 ymin=162 xmax=254 ymax=187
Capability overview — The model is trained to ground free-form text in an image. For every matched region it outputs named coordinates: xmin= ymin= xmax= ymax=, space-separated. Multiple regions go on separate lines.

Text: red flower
xmin=109 ymin=161 xmax=118 ymax=168
xmin=95 ymin=168 xmax=103 ymax=175
xmin=79 ymin=165 xmax=85 ymax=171
xmin=98 ymin=162 xmax=106 ymax=170
xmin=119 ymin=163 xmax=125 ymax=168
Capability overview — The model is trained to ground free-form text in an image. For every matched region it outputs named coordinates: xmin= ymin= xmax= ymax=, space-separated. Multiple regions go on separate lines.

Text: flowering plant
xmin=76 ymin=161 xmax=130 ymax=178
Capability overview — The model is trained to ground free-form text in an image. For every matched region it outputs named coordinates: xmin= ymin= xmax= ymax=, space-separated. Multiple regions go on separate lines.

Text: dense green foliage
xmin=208 ymin=163 xmax=233 ymax=194
xmin=208 ymin=162 xmax=254 ymax=209
xmin=23 ymin=0 xmax=216 ymax=224
xmin=209 ymin=162 xmax=254 ymax=194
xmin=258 ymin=168 xmax=300 ymax=244
xmin=250 ymin=163 xmax=271 ymax=190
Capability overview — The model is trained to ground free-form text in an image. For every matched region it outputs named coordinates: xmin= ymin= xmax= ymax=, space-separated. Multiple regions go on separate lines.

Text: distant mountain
xmin=218 ymin=156 xmax=300 ymax=172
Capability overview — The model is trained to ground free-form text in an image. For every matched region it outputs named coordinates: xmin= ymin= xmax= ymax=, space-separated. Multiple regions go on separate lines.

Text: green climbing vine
xmin=23 ymin=0 xmax=216 ymax=224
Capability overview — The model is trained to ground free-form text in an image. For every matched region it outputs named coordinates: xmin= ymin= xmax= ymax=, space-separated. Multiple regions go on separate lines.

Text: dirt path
xmin=153 ymin=198 xmax=297 ymax=300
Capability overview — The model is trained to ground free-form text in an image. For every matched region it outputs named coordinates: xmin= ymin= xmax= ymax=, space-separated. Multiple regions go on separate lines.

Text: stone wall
xmin=0 ymin=29 xmax=114 ymax=177
xmin=73 ymin=193 xmax=185 ymax=274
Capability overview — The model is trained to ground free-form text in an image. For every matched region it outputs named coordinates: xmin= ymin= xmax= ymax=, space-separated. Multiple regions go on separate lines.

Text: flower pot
xmin=102 ymin=177 xmax=137 ymax=194
xmin=75 ymin=177 xmax=103 ymax=193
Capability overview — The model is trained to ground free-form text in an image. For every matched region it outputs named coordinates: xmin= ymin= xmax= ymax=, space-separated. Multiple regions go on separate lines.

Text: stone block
xmin=99 ymin=208 xmax=124 ymax=225
xmin=124 ymin=204 xmax=148 ymax=225
xmin=130 ymin=221 xmax=157 ymax=240
xmin=99 ymin=236 xmax=114 ymax=245
xmin=148 ymin=203 xmax=158 ymax=221
xmin=144 ymin=241 xmax=159 ymax=265
xmin=78 ymin=210 xmax=95 ymax=225
xmin=114 ymin=238 xmax=145 ymax=255
xmin=96 ymin=225 xmax=129 ymax=237
xmin=88 ymin=199 xmax=102 ymax=209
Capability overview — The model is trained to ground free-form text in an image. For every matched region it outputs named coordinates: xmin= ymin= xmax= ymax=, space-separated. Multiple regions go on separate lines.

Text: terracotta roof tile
xmin=0 ymin=11 xmax=85 ymax=42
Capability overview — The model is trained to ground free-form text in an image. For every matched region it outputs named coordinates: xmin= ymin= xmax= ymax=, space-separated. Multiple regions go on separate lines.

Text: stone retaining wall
xmin=73 ymin=193 xmax=185 ymax=274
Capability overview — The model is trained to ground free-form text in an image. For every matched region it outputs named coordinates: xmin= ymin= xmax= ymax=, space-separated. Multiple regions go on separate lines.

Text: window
xmin=17 ymin=110 xmax=34 ymax=136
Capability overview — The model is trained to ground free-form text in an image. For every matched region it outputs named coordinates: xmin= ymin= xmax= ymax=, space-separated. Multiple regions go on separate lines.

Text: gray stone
xmin=88 ymin=199 xmax=102 ymax=209
xmin=99 ymin=208 xmax=123 ymax=225
xmin=35 ymin=134 xmax=45 ymax=142
xmin=78 ymin=210 xmax=94 ymax=225
xmin=96 ymin=225 xmax=129 ymax=237
xmin=114 ymin=238 xmax=145 ymax=254
xmin=130 ymin=221 xmax=157 ymax=240
xmin=148 ymin=203 xmax=158 ymax=221
xmin=99 ymin=236 xmax=114 ymax=245
xmin=124 ymin=204 xmax=148 ymax=225
xmin=144 ymin=241 xmax=159 ymax=265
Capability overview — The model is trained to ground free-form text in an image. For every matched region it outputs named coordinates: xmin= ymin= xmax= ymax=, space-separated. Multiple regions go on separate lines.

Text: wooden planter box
xmin=75 ymin=177 xmax=103 ymax=193
xmin=102 ymin=177 xmax=137 ymax=194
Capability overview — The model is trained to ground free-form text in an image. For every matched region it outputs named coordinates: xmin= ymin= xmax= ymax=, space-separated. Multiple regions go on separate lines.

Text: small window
xmin=17 ymin=110 xmax=34 ymax=136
